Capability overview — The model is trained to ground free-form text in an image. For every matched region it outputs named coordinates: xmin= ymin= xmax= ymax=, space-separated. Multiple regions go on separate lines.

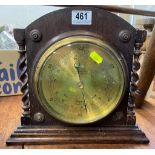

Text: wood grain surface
xmin=0 ymin=96 xmax=155 ymax=149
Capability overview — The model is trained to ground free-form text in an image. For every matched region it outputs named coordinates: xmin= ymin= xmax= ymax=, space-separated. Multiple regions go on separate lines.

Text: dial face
xmin=34 ymin=36 xmax=126 ymax=124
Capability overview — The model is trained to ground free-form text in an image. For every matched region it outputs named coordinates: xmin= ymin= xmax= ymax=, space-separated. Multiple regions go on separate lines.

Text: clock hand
xmin=81 ymin=89 xmax=87 ymax=112
xmin=74 ymin=63 xmax=88 ymax=112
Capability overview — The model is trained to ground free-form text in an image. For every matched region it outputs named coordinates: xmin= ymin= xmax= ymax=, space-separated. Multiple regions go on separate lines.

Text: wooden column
xmin=135 ymin=25 xmax=155 ymax=108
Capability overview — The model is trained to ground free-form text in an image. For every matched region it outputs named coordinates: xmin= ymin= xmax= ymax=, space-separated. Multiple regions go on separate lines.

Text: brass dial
xmin=34 ymin=36 xmax=126 ymax=124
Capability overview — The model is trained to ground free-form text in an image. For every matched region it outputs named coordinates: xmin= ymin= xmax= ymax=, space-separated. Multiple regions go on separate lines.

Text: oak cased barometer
xmin=7 ymin=6 xmax=149 ymax=145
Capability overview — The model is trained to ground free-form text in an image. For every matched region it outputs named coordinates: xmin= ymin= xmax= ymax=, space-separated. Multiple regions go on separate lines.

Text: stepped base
xmin=6 ymin=125 xmax=149 ymax=145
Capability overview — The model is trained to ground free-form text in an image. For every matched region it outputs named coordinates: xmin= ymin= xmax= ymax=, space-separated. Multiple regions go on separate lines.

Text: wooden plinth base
xmin=6 ymin=125 xmax=149 ymax=145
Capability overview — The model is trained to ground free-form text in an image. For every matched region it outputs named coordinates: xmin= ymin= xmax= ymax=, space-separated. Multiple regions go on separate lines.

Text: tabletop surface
xmin=0 ymin=96 xmax=155 ymax=149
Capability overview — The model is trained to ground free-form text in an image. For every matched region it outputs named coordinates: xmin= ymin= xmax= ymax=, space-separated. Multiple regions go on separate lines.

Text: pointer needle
xmin=74 ymin=62 xmax=88 ymax=113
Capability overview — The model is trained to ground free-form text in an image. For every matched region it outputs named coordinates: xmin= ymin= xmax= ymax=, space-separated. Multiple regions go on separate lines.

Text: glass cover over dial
xmin=34 ymin=36 xmax=126 ymax=124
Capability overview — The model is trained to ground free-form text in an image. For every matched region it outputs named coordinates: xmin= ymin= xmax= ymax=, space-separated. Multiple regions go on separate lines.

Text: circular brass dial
xmin=34 ymin=36 xmax=126 ymax=124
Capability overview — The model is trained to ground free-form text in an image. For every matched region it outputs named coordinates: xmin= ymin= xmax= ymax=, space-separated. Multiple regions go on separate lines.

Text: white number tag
xmin=72 ymin=10 xmax=92 ymax=25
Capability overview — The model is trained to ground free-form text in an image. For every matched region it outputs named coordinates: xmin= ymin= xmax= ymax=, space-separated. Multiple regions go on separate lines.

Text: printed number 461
xmin=76 ymin=12 xmax=88 ymax=20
